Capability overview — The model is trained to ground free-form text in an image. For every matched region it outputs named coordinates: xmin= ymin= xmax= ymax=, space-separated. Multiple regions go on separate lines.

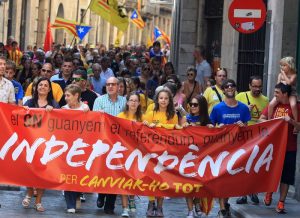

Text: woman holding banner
xmin=61 ymin=84 xmax=89 ymax=213
xmin=117 ymin=92 xmax=143 ymax=217
xmin=22 ymin=77 xmax=60 ymax=212
xmin=143 ymin=88 xmax=180 ymax=217
xmin=182 ymin=95 xmax=213 ymax=218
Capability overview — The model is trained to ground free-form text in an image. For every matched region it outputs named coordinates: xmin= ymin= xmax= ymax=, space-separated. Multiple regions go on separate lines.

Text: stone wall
xmin=172 ymin=0 xmax=202 ymax=80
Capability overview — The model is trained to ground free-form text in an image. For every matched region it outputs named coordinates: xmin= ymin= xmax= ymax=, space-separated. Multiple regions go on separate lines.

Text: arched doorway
xmin=55 ymin=3 xmax=64 ymax=44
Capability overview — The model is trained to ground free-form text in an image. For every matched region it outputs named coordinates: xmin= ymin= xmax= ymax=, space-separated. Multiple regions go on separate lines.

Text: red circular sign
xmin=228 ymin=0 xmax=267 ymax=34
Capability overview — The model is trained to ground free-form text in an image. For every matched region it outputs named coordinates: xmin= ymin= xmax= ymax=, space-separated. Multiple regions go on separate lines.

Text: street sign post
xmin=228 ymin=0 xmax=267 ymax=34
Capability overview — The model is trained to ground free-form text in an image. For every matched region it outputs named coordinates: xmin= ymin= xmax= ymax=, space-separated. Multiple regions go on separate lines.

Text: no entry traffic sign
xmin=228 ymin=0 xmax=267 ymax=34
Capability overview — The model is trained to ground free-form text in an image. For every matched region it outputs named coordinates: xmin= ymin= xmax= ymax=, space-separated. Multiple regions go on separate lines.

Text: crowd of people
xmin=0 ymin=36 xmax=299 ymax=218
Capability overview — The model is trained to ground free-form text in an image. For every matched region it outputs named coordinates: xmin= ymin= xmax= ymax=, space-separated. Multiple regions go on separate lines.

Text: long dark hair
xmin=32 ymin=77 xmax=54 ymax=107
xmin=190 ymin=95 xmax=211 ymax=126
xmin=154 ymin=89 xmax=175 ymax=121
xmin=124 ymin=92 xmax=143 ymax=121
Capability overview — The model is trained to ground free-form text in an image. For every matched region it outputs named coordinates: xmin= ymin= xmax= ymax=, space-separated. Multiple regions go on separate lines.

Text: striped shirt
xmin=93 ymin=94 xmax=126 ymax=116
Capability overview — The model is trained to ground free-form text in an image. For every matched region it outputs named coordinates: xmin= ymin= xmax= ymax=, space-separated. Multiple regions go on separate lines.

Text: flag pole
xmin=70 ymin=0 xmax=93 ymax=47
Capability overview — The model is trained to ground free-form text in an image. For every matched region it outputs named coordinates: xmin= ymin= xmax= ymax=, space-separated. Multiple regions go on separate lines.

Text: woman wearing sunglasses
xmin=182 ymin=67 xmax=202 ymax=105
xmin=182 ymin=95 xmax=213 ymax=218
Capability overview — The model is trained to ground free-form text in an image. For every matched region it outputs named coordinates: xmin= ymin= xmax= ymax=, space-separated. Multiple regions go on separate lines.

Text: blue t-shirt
xmin=186 ymin=114 xmax=201 ymax=125
xmin=11 ymin=80 xmax=24 ymax=103
xmin=210 ymin=101 xmax=251 ymax=125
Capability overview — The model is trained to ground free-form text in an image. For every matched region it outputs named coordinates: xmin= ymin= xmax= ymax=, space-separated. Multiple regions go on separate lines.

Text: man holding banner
xmin=259 ymin=83 xmax=298 ymax=214
xmin=235 ymin=75 xmax=269 ymax=204
xmin=93 ymin=76 xmax=126 ymax=214
xmin=209 ymin=79 xmax=251 ymax=218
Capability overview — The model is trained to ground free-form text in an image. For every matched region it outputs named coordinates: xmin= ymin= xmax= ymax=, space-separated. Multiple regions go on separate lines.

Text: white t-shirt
xmin=62 ymin=102 xmax=89 ymax=111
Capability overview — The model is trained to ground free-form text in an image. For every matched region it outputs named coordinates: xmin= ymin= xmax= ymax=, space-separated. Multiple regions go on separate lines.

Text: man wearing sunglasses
xmin=235 ymin=76 xmax=269 ymax=205
xmin=24 ymin=62 xmax=63 ymax=103
xmin=210 ymin=79 xmax=251 ymax=218
xmin=71 ymin=69 xmax=97 ymax=110
xmin=92 ymin=76 xmax=126 ymax=215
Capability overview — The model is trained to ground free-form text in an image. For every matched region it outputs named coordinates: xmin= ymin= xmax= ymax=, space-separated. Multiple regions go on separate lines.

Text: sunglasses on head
xmin=72 ymin=77 xmax=85 ymax=82
xmin=189 ymin=102 xmax=199 ymax=107
xmin=224 ymin=83 xmax=236 ymax=89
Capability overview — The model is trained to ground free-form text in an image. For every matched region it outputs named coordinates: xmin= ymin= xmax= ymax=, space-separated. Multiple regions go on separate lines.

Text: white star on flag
xmin=78 ymin=27 xmax=84 ymax=34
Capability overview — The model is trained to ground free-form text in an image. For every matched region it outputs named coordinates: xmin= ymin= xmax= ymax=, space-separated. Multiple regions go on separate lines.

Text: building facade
xmin=0 ymin=0 xmax=172 ymax=50
xmin=172 ymin=0 xmax=300 ymax=200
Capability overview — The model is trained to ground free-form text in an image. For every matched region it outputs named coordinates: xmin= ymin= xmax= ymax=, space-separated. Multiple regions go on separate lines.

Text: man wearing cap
xmin=210 ymin=79 xmax=251 ymax=218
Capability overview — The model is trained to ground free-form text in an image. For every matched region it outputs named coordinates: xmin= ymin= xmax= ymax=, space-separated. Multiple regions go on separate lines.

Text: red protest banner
xmin=0 ymin=103 xmax=288 ymax=198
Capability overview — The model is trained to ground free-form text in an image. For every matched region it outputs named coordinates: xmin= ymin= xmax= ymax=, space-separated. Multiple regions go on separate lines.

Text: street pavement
xmin=1 ymin=187 xmax=300 ymax=217
xmin=230 ymin=191 xmax=300 ymax=218
xmin=0 ymin=187 xmax=234 ymax=218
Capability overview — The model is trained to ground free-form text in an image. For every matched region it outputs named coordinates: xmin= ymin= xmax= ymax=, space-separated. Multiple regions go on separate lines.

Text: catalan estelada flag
xmin=130 ymin=9 xmax=145 ymax=29
xmin=51 ymin=17 xmax=78 ymax=37
xmin=154 ymin=26 xmax=171 ymax=45
xmin=90 ymin=0 xmax=129 ymax=32
xmin=51 ymin=17 xmax=91 ymax=40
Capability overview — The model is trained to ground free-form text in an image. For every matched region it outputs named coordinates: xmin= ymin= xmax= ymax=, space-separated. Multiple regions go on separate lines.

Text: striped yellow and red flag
xmin=51 ymin=17 xmax=78 ymax=37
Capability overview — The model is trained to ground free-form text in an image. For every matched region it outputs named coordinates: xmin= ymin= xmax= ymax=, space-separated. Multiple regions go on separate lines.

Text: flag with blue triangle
xmin=76 ymin=25 xmax=92 ymax=40
xmin=153 ymin=26 xmax=162 ymax=41
xmin=130 ymin=9 xmax=145 ymax=29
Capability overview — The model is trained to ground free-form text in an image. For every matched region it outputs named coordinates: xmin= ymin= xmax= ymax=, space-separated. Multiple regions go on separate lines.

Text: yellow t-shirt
xmin=117 ymin=111 xmax=144 ymax=122
xmin=25 ymin=82 xmax=63 ymax=103
xmin=146 ymin=102 xmax=155 ymax=114
xmin=139 ymin=93 xmax=153 ymax=114
xmin=203 ymin=86 xmax=224 ymax=114
xmin=236 ymin=91 xmax=269 ymax=125
xmin=143 ymin=110 xmax=178 ymax=129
